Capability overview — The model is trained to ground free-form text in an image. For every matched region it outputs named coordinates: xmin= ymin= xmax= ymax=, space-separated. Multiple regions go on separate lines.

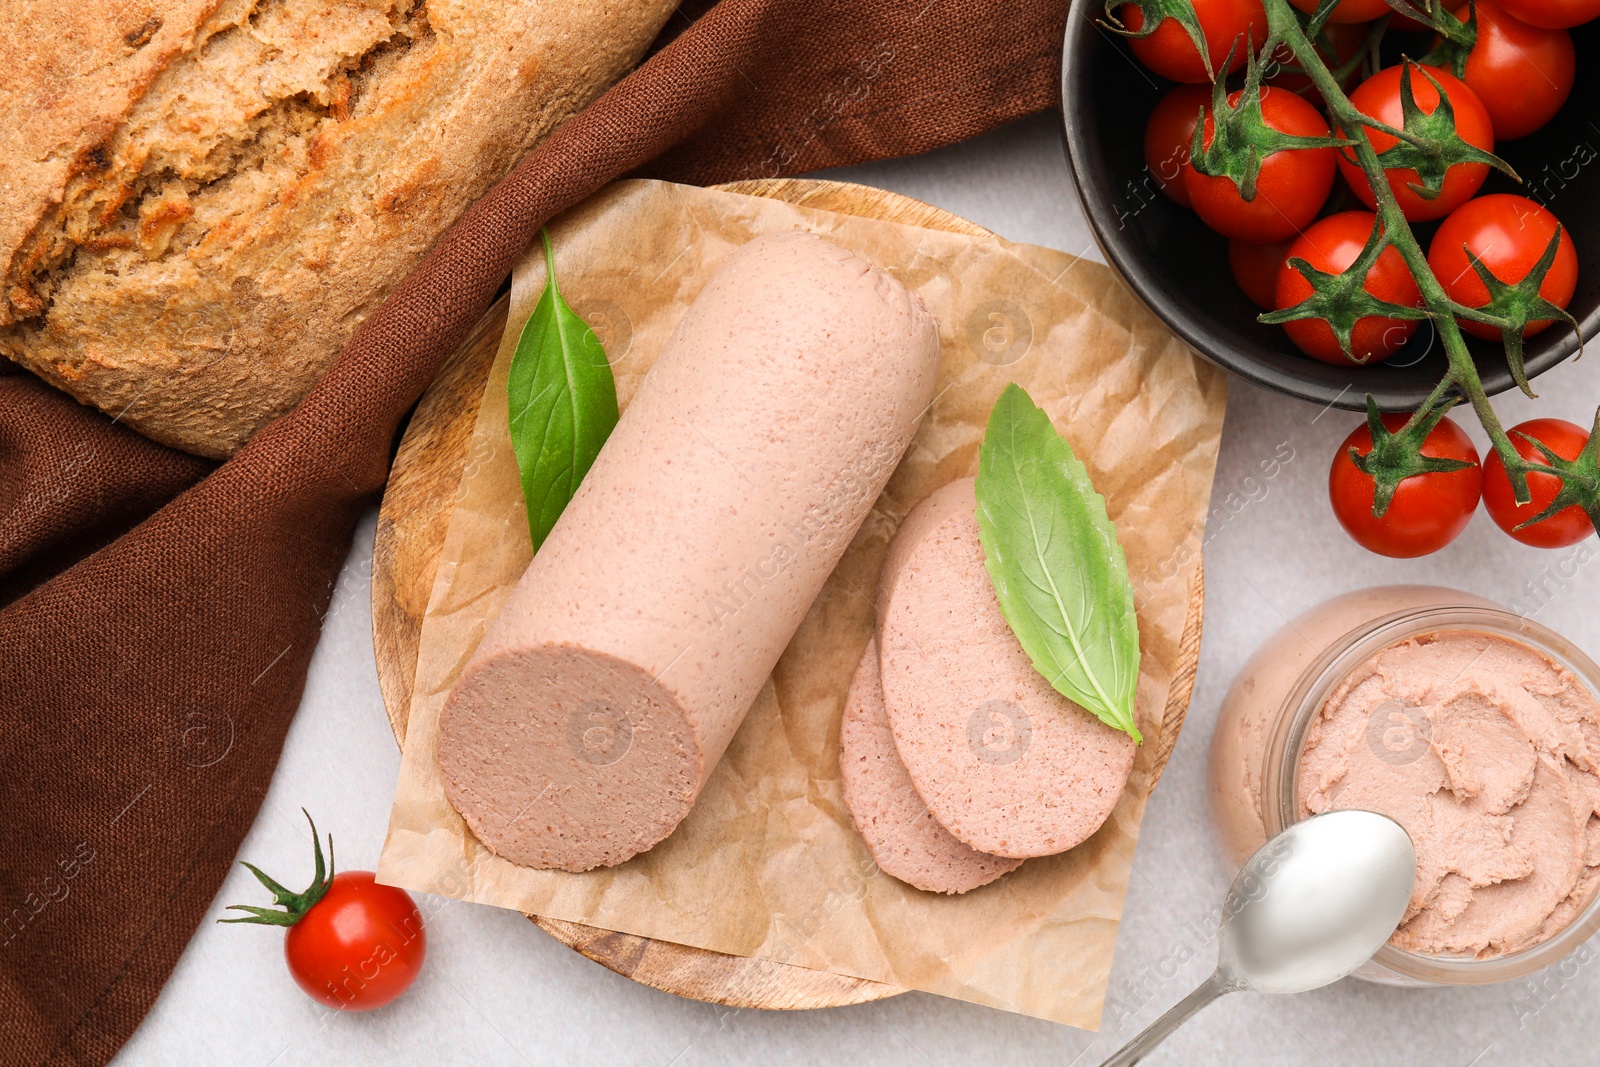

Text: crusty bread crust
xmin=0 ymin=0 xmax=674 ymax=457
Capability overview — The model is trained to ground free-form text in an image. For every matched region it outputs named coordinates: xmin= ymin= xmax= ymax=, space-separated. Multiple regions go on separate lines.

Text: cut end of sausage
xmin=877 ymin=478 xmax=1136 ymax=859
xmin=438 ymin=644 xmax=701 ymax=872
xmin=840 ymin=639 xmax=1022 ymax=894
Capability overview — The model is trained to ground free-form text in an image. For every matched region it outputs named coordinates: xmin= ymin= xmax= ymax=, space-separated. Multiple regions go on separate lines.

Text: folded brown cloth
xmin=0 ymin=1 xmax=1068 ymax=1062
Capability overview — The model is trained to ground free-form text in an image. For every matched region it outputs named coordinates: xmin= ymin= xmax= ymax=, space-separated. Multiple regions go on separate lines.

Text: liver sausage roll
xmin=876 ymin=478 xmax=1136 ymax=859
xmin=839 ymin=639 xmax=1022 ymax=894
xmin=438 ymin=230 xmax=941 ymax=872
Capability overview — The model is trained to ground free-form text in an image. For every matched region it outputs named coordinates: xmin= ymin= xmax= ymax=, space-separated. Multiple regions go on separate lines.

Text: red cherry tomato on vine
xmin=1494 ymin=0 xmax=1600 ymax=29
xmin=1338 ymin=65 xmax=1495 ymax=222
xmin=1290 ymin=0 xmax=1392 ymax=22
xmin=1427 ymin=193 xmax=1578 ymax=341
xmin=1183 ymin=87 xmax=1337 ymax=242
xmin=1483 ymin=418 xmax=1595 ymax=547
xmin=1276 ymin=212 xmax=1424 ymax=364
xmin=1448 ymin=0 xmax=1575 ymax=141
xmin=1330 ymin=413 xmax=1483 ymax=558
xmin=1145 ymin=86 xmax=1212 ymax=207
xmin=224 ymin=814 xmax=426 ymax=1012
xmin=1119 ymin=0 xmax=1265 ymax=83
xmin=1229 ymin=238 xmax=1293 ymax=309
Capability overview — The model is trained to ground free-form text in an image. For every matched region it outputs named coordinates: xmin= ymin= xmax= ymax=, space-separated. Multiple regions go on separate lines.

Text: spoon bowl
xmin=1099 ymin=810 xmax=1415 ymax=1066
xmin=1220 ymin=809 xmax=1416 ymax=996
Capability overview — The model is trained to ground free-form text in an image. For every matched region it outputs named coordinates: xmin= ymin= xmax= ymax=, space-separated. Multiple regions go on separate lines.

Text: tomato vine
xmin=1156 ymin=0 xmax=1599 ymax=529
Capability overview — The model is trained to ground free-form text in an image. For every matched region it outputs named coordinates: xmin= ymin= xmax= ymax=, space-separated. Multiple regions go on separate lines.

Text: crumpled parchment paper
xmin=378 ymin=178 xmax=1226 ymax=1028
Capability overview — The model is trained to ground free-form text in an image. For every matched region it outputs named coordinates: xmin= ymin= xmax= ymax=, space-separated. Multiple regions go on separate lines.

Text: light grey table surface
xmin=116 ymin=112 xmax=1600 ymax=1067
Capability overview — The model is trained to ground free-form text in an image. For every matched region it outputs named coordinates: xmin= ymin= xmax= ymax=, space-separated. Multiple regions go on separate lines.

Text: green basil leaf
xmin=507 ymin=228 xmax=619 ymax=550
xmin=974 ymin=383 xmax=1142 ymax=743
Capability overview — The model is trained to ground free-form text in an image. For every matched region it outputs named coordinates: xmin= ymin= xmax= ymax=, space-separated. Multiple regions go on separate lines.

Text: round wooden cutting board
xmin=370 ymin=178 xmax=1206 ymax=1011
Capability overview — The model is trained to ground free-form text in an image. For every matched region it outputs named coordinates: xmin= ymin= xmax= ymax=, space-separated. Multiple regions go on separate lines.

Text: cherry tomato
xmin=1337 ymin=65 xmax=1495 ymax=221
xmin=285 ymin=872 xmax=426 ymax=1011
xmin=1427 ymin=193 xmax=1578 ymax=340
xmin=225 ymin=815 xmax=426 ymax=1012
xmin=1229 ymin=238 xmax=1294 ymax=308
xmin=1448 ymin=0 xmax=1575 ymax=140
xmin=1495 ymin=0 xmax=1600 ymax=28
xmin=1290 ymin=0 xmax=1392 ymax=22
xmin=1119 ymin=0 xmax=1266 ymax=83
xmin=1483 ymin=418 xmax=1595 ymax=547
xmin=1276 ymin=212 xmax=1424 ymax=364
xmin=1183 ymin=87 xmax=1337 ymax=242
xmin=1145 ymin=86 xmax=1212 ymax=207
xmin=1330 ymin=413 xmax=1483 ymax=557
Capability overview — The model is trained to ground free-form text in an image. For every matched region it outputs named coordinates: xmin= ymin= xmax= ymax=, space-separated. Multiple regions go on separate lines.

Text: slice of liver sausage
xmin=876 ymin=478 xmax=1136 ymax=859
xmin=839 ymin=638 xmax=1022 ymax=894
xmin=437 ymin=231 xmax=941 ymax=872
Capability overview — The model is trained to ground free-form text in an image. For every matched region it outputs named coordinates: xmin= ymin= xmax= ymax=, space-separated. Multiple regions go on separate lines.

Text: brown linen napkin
xmin=0 ymin=2 xmax=1072 ymax=1064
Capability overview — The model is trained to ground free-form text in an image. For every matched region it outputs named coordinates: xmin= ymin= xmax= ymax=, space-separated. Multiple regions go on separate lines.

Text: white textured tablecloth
xmin=116 ymin=113 xmax=1600 ymax=1067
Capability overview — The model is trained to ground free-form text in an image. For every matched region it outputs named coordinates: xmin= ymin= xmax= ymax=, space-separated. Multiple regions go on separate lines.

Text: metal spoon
xmin=1098 ymin=810 xmax=1416 ymax=1067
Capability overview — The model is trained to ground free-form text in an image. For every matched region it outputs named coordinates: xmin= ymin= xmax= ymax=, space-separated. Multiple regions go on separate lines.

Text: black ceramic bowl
xmin=1060 ymin=9 xmax=1600 ymax=410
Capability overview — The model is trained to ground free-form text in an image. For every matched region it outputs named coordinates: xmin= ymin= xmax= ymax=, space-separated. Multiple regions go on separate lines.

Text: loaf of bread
xmin=0 ymin=0 xmax=675 ymax=457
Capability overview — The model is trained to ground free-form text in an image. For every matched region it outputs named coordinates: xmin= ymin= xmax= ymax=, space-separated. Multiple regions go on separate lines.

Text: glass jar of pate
xmin=1210 ymin=585 xmax=1600 ymax=986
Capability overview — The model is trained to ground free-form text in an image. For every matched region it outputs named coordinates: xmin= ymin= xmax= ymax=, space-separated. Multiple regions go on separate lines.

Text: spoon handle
xmin=1095 ymin=970 xmax=1237 ymax=1067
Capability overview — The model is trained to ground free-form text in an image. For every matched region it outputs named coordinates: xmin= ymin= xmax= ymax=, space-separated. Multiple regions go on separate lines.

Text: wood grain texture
xmin=370 ymin=178 xmax=1205 ymax=1010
